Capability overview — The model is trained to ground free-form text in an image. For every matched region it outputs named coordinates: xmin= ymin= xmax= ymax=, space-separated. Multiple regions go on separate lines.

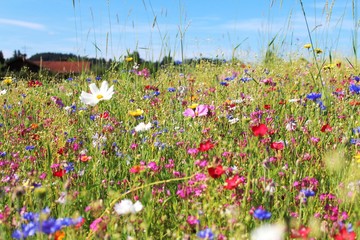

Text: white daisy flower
xmin=114 ymin=199 xmax=143 ymax=215
xmin=134 ymin=122 xmax=152 ymax=132
xmin=79 ymin=81 xmax=114 ymax=106
xmin=251 ymin=223 xmax=286 ymax=240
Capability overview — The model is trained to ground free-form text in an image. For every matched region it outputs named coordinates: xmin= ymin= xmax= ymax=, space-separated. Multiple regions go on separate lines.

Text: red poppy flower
xmin=198 ymin=140 xmax=215 ymax=152
xmin=208 ymin=165 xmax=225 ymax=179
xmin=290 ymin=226 xmax=311 ymax=239
xmin=251 ymin=124 xmax=268 ymax=137
xmin=320 ymin=124 xmax=332 ymax=132
xmin=333 ymin=226 xmax=356 ymax=240
xmin=224 ymin=175 xmax=245 ymax=190
xmin=53 ymin=169 xmax=66 ymax=178
xmin=270 ymin=141 xmax=284 ymax=150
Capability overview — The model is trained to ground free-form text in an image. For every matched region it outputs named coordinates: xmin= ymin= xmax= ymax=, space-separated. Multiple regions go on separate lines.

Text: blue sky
xmin=0 ymin=0 xmax=358 ymax=61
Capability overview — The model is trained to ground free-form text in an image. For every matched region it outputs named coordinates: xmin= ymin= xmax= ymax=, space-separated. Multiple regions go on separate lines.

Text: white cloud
xmin=0 ymin=18 xmax=45 ymax=30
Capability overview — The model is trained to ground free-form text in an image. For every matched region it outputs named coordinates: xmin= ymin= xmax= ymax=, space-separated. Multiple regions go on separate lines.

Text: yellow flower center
xmin=96 ymin=94 xmax=103 ymax=99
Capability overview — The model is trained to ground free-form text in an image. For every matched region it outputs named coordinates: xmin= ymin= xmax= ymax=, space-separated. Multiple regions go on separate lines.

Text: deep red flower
xmin=333 ymin=226 xmax=356 ymax=240
xmin=270 ymin=141 xmax=284 ymax=151
xmin=224 ymin=175 xmax=245 ymax=190
xmin=100 ymin=111 xmax=109 ymax=119
xmin=198 ymin=140 xmax=215 ymax=152
xmin=28 ymin=80 xmax=42 ymax=87
xmin=53 ymin=169 xmax=66 ymax=178
xmin=208 ymin=165 xmax=225 ymax=179
xmin=251 ymin=124 xmax=268 ymax=137
xmin=290 ymin=226 xmax=311 ymax=239
xmin=264 ymin=104 xmax=271 ymax=110
xmin=320 ymin=123 xmax=332 ymax=132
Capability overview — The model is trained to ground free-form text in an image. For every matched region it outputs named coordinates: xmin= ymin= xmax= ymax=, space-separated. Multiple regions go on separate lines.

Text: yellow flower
xmin=323 ymin=63 xmax=335 ymax=70
xmin=3 ymin=76 xmax=12 ymax=85
xmin=125 ymin=57 xmax=133 ymax=62
xmin=304 ymin=43 xmax=312 ymax=49
xmin=188 ymin=103 xmax=199 ymax=110
xmin=354 ymin=153 xmax=360 ymax=163
xmin=315 ymin=48 xmax=323 ymax=54
xmin=128 ymin=109 xmax=144 ymax=117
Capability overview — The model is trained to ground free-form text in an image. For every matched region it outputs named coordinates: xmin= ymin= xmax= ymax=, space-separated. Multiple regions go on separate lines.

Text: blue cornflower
xmin=240 ymin=77 xmax=252 ymax=82
xmin=67 ymin=77 xmax=73 ymax=81
xmin=64 ymin=162 xmax=74 ymax=173
xmin=90 ymin=115 xmax=96 ymax=121
xmin=349 ymin=84 xmax=360 ymax=94
xmin=95 ymin=76 xmax=102 ymax=81
xmin=318 ymin=101 xmax=326 ymax=111
xmin=143 ymin=95 xmax=151 ymax=100
xmin=86 ymin=78 xmax=92 ymax=82
xmin=23 ymin=212 xmax=39 ymax=222
xmin=306 ymin=93 xmax=322 ymax=101
xmin=300 ymin=189 xmax=315 ymax=198
xmin=224 ymin=75 xmax=236 ymax=81
xmin=153 ymin=91 xmax=161 ymax=96
xmin=353 ymin=127 xmax=360 ymax=134
xmin=168 ymin=87 xmax=176 ymax=92
xmin=350 ymin=138 xmax=360 ymax=145
xmin=197 ymin=228 xmax=214 ymax=240
xmin=174 ymin=60 xmax=182 ymax=65
xmin=253 ymin=208 xmax=271 ymax=220
xmin=66 ymin=137 xmax=76 ymax=143
xmin=14 ymin=222 xmax=39 ymax=238
xmin=353 ymin=75 xmax=360 ymax=82
xmin=41 ymin=218 xmax=63 ymax=234
xmin=25 ymin=146 xmax=35 ymax=151
xmin=0 ymin=151 xmax=6 ymax=157
xmin=220 ymin=81 xmax=228 ymax=86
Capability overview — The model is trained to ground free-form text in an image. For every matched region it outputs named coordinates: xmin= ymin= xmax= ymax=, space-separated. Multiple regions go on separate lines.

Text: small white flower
xmin=0 ymin=89 xmax=6 ymax=95
xmin=114 ymin=199 xmax=143 ymax=215
xmin=228 ymin=118 xmax=239 ymax=124
xmin=251 ymin=223 xmax=285 ymax=240
xmin=134 ymin=122 xmax=152 ymax=132
xmin=79 ymin=81 xmax=114 ymax=106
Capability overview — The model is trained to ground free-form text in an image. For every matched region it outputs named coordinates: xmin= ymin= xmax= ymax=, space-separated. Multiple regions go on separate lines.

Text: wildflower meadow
xmin=1 ymin=1 xmax=360 ymax=240
xmin=1 ymin=51 xmax=360 ymax=239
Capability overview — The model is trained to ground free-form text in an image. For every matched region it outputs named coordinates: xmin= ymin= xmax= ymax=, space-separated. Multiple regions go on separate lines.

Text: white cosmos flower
xmin=114 ymin=199 xmax=143 ymax=215
xmin=134 ymin=122 xmax=152 ymax=132
xmin=79 ymin=81 xmax=114 ymax=106
xmin=251 ymin=223 xmax=286 ymax=240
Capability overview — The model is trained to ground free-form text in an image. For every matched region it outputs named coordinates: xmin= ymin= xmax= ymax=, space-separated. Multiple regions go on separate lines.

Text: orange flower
xmin=80 ymin=155 xmax=92 ymax=162
xmin=30 ymin=123 xmax=39 ymax=129
xmin=54 ymin=230 xmax=65 ymax=240
xmin=349 ymin=100 xmax=360 ymax=106
xmin=129 ymin=165 xmax=145 ymax=173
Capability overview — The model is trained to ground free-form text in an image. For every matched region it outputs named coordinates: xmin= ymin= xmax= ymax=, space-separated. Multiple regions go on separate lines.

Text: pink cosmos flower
xmin=183 ymin=105 xmax=208 ymax=118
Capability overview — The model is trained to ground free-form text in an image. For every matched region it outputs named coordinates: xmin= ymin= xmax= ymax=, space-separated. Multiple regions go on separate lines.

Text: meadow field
xmin=1 ymin=51 xmax=360 ymax=240
xmin=1 ymin=0 xmax=360 ymax=239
